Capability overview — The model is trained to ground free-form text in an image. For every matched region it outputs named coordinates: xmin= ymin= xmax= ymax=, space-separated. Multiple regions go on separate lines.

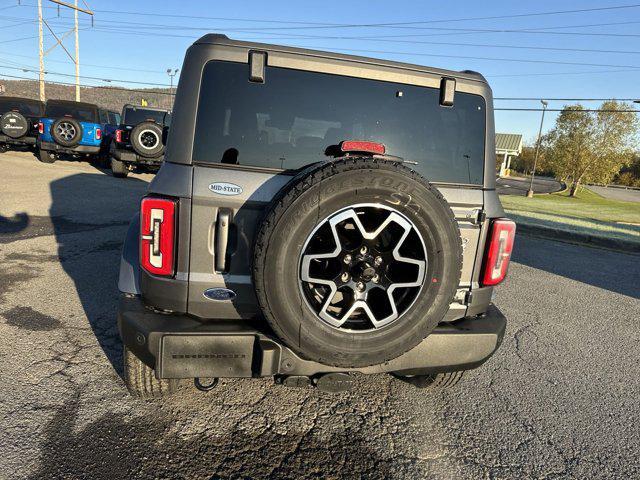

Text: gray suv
xmin=117 ymin=34 xmax=515 ymax=397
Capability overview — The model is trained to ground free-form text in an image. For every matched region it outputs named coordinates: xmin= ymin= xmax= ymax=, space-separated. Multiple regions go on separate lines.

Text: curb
xmin=516 ymin=222 xmax=640 ymax=254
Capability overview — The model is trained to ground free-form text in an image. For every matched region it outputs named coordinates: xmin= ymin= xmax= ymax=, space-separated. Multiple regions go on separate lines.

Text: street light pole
xmin=166 ymin=68 xmax=179 ymax=110
xmin=526 ymin=99 xmax=548 ymax=198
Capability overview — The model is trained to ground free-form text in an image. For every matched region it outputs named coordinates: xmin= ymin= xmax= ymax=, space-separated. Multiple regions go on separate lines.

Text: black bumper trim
xmin=39 ymin=140 xmax=100 ymax=154
xmin=111 ymin=145 xmax=163 ymax=166
xmin=0 ymin=134 xmax=37 ymax=146
xmin=118 ymin=295 xmax=506 ymax=379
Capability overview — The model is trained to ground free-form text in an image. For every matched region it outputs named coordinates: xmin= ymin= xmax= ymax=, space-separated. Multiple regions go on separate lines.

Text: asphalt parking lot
xmin=1 ymin=151 xmax=639 ymax=479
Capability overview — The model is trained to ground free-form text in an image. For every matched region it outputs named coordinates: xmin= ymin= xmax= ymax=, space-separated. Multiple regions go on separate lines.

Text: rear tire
xmin=123 ymin=347 xmax=176 ymax=398
xmin=37 ymin=149 xmax=55 ymax=163
xmin=111 ymin=158 xmax=129 ymax=178
xmin=391 ymin=371 xmax=464 ymax=389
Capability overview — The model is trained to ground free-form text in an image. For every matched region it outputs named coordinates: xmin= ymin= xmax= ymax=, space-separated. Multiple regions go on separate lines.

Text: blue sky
xmin=1 ymin=0 xmax=640 ymax=142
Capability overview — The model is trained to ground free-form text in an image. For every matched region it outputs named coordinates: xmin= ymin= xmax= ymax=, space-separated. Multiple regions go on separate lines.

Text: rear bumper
xmin=118 ymin=295 xmax=506 ymax=379
xmin=38 ymin=140 xmax=100 ymax=154
xmin=111 ymin=145 xmax=163 ymax=166
xmin=0 ymin=134 xmax=37 ymax=146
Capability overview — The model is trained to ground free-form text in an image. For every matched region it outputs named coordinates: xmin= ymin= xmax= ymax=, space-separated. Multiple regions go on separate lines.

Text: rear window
xmin=0 ymin=98 xmax=43 ymax=116
xmin=123 ymin=107 xmax=169 ymax=126
xmin=193 ymin=61 xmax=486 ymax=184
xmin=45 ymin=103 xmax=98 ymax=123
xmin=108 ymin=111 xmax=121 ymax=124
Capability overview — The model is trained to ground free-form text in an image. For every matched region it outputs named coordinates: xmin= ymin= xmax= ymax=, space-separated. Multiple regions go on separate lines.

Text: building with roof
xmin=496 ymin=133 xmax=523 ymax=177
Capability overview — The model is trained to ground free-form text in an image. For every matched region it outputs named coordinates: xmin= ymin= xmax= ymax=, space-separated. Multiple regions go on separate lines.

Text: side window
xmin=99 ymin=109 xmax=108 ymax=124
xmin=108 ymin=112 xmax=121 ymax=124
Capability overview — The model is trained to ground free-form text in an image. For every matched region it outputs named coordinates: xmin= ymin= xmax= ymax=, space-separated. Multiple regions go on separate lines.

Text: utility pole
xmin=74 ymin=0 xmax=80 ymax=101
xmin=166 ymin=68 xmax=179 ymax=110
xmin=38 ymin=0 xmax=45 ymax=101
xmin=526 ymin=99 xmax=548 ymax=198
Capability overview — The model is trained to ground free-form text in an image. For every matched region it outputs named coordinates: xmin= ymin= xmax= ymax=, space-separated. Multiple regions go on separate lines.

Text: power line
xmin=14 ymin=2 xmax=640 ymax=30
xmin=495 ymin=97 xmax=640 ymax=101
xmin=0 ymin=64 xmax=173 ymax=87
xmin=0 ymin=50 xmax=168 ymax=74
xmin=0 ymin=71 xmax=175 ymax=95
xmin=495 ymin=108 xmax=639 ymax=112
xmin=487 ymin=68 xmax=640 ymax=78
xmin=20 ymin=14 xmax=640 ymax=40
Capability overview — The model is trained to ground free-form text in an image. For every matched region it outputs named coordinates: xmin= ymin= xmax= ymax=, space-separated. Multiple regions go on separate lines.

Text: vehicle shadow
xmin=27 ymin=391 xmax=393 ymax=479
xmin=49 ymin=172 xmax=150 ymax=378
xmin=512 ymin=234 xmax=640 ymax=299
xmin=0 ymin=212 xmax=29 ymax=235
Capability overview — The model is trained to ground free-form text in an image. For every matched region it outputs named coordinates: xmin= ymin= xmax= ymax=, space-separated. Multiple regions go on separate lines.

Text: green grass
xmin=500 ymin=187 xmax=640 ymax=244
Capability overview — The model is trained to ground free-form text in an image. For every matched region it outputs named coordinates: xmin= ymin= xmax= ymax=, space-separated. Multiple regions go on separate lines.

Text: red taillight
xmin=140 ymin=197 xmax=177 ymax=277
xmin=340 ymin=140 xmax=386 ymax=155
xmin=95 ymin=128 xmax=102 ymax=140
xmin=115 ymin=129 xmax=123 ymax=143
xmin=481 ymin=219 xmax=516 ymax=286
xmin=38 ymin=122 xmax=44 ymax=134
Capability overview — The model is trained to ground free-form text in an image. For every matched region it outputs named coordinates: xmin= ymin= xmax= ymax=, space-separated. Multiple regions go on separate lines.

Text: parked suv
xmin=36 ymin=99 xmax=111 ymax=163
xmin=118 ymin=34 xmax=515 ymax=397
xmin=0 ymin=96 xmax=44 ymax=154
xmin=109 ymin=104 xmax=171 ymax=178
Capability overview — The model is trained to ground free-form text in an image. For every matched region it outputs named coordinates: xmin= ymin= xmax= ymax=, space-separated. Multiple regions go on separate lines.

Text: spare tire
xmin=51 ymin=117 xmax=82 ymax=147
xmin=1 ymin=111 xmax=29 ymax=139
xmin=253 ymin=158 xmax=462 ymax=368
xmin=130 ymin=121 xmax=164 ymax=158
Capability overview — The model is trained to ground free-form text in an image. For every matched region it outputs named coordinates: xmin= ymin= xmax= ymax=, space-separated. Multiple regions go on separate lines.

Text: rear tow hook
xmin=194 ymin=377 xmax=219 ymax=392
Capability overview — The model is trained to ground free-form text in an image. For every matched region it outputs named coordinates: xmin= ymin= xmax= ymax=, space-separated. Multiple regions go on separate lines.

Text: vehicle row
xmin=0 ymin=96 xmax=171 ymax=178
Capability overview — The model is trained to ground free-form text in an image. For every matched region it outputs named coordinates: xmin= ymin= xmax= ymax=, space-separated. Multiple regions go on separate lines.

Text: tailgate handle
xmin=214 ymin=209 xmax=231 ymax=273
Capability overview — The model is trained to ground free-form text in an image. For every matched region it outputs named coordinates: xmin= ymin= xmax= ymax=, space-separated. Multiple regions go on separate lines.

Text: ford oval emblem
xmin=203 ymin=288 xmax=236 ymax=301
xmin=208 ymin=182 xmax=243 ymax=196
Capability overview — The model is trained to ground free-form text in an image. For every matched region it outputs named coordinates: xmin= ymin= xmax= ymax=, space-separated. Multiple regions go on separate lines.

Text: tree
xmin=545 ymin=101 xmax=639 ymax=196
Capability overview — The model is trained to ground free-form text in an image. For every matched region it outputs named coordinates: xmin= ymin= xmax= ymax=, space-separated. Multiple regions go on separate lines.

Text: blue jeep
xmin=36 ymin=99 xmax=116 ymax=164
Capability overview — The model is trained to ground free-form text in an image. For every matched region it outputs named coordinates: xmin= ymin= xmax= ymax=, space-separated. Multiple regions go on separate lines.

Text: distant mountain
xmin=0 ymin=79 xmax=173 ymax=112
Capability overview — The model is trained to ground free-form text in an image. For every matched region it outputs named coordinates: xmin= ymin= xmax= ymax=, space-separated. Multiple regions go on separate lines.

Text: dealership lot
xmin=0 ymin=151 xmax=639 ymax=479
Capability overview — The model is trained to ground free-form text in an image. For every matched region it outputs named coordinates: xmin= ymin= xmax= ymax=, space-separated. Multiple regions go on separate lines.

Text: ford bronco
xmin=110 ymin=104 xmax=171 ymax=178
xmin=0 ymin=96 xmax=44 ymax=154
xmin=36 ymin=99 xmax=114 ymax=164
xmin=118 ymin=34 xmax=515 ymax=397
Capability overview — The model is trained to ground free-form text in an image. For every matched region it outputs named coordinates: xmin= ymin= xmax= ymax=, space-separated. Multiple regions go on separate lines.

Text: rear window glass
xmin=193 ymin=61 xmax=485 ymax=184
xmin=45 ymin=103 xmax=98 ymax=123
xmin=108 ymin=111 xmax=121 ymax=124
xmin=123 ymin=108 xmax=169 ymax=126
xmin=0 ymin=98 xmax=43 ymax=116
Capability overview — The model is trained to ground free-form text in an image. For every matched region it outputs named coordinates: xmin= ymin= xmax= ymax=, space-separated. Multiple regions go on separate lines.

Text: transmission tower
xmin=38 ymin=0 xmax=93 ymax=101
